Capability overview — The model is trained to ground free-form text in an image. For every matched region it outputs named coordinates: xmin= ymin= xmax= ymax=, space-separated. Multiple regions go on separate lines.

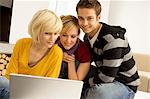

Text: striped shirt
xmin=84 ymin=22 xmax=140 ymax=92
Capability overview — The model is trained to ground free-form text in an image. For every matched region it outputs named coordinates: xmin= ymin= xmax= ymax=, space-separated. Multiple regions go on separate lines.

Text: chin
xmin=64 ymin=48 xmax=71 ymax=50
xmin=47 ymin=44 xmax=54 ymax=48
xmin=82 ymin=29 xmax=91 ymax=34
xmin=83 ymin=31 xmax=90 ymax=34
xmin=64 ymin=46 xmax=71 ymax=50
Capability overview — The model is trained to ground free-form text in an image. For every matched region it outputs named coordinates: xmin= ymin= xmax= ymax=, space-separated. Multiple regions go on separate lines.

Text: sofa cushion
xmin=133 ymin=53 xmax=150 ymax=72
xmin=148 ymin=78 xmax=150 ymax=93
xmin=138 ymin=71 xmax=150 ymax=92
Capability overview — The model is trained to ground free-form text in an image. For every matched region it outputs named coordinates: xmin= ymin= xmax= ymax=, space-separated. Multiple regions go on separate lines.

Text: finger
xmin=65 ymin=57 xmax=75 ymax=62
xmin=63 ymin=58 xmax=69 ymax=63
xmin=66 ymin=55 xmax=75 ymax=60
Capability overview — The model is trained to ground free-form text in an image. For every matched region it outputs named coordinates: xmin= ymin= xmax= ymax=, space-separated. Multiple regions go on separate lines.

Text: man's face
xmin=77 ymin=8 xmax=100 ymax=35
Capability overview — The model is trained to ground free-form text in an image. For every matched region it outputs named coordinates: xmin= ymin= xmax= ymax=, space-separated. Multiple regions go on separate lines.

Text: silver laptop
xmin=9 ymin=74 xmax=83 ymax=99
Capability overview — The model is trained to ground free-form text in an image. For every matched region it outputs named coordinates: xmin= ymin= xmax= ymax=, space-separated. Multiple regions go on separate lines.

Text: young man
xmin=76 ymin=0 xmax=140 ymax=99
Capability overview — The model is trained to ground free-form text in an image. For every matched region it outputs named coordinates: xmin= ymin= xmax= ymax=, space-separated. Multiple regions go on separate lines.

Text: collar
xmin=56 ymin=37 xmax=79 ymax=55
xmin=89 ymin=24 xmax=102 ymax=48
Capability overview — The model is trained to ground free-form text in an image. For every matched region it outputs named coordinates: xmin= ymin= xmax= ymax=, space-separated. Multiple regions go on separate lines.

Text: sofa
xmin=133 ymin=53 xmax=150 ymax=93
xmin=0 ymin=42 xmax=150 ymax=93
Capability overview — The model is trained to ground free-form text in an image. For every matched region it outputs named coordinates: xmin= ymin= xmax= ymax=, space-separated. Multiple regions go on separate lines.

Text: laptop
xmin=9 ymin=74 xmax=83 ymax=99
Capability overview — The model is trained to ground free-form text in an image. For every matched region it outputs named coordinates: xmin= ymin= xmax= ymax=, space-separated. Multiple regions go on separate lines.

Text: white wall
xmin=54 ymin=0 xmax=110 ymax=40
xmin=9 ymin=0 xmax=110 ymax=43
xmin=9 ymin=0 xmax=56 ymax=44
xmin=148 ymin=1 xmax=150 ymax=54
xmin=55 ymin=0 xmax=79 ymax=16
xmin=9 ymin=0 xmax=149 ymax=54
xmin=108 ymin=0 xmax=150 ymax=54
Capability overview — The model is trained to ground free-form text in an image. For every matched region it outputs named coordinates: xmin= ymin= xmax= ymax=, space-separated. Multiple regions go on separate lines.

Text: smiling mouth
xmin=82 ymin=26 xmax=89 ymax=30
xmin=49 ymin=42 xmax=54 ymax=44
xmin=65 ymin=44 xmax=71 ymax=47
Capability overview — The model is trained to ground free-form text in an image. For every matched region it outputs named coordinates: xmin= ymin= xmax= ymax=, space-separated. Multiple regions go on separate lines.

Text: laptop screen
xmin=9 ymin=74 xmax=83 ymax=99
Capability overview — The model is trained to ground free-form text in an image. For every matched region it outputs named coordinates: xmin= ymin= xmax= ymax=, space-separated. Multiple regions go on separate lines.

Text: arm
xmin=5 ymin=40 xmax=21 ymax=80
xmin=90 ymin=36 xmax=129 ymax=86
xmin=63 ymin=52 xmax=90 ymax=80
xmin=46 ymin=45 xmax=63 ymax=78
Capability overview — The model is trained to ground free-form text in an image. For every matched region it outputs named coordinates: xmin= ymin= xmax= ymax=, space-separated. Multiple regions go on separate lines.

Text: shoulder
xmin=14 ymin=38 xmax=31 ymax=48
xmin=76 ymin=40 xmax=91 ymax=62
xmin=99 ymin=23 xmax=128 ymax=47
xmin=102 ymin=22 xmax=126 ymax=34
xmin=101 ymin=22 xmax=126 ymax=40
xmin=76 ymin=40 xmax=90 ymax=55
xmin=16 ymin=38 xmax=32 ymax=45
xmin=79 ymin=40 xmax=88 ymax=48
xmin=51 ymin=44 xmax=63 ymax=54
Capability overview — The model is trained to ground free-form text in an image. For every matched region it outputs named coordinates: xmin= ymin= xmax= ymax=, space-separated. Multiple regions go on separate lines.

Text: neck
xmin=57 ymin=38 xmax=79 ymax=55
xmin=88 ymin=23 xmax=102 ymax=39
xmin=31 ymin=42 xmax=49 ymax=54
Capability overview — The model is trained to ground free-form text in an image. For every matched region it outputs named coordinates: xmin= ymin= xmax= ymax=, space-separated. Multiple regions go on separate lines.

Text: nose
xmin=66 ymin=37 xmax=71 ymax=44
xmin=49 ymin=34 xmax=55 ymax=41
xmin=82 ymin=20 xmax=88 ymax=26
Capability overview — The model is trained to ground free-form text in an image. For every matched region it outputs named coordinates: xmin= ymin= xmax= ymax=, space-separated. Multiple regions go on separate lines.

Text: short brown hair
xmin=76 ymin=0 xmax=101 ymax=16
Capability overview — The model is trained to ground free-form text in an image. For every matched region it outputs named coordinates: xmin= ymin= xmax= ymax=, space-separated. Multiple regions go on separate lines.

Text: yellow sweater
xmin=5 ymin=38 xmax=63 ymax=79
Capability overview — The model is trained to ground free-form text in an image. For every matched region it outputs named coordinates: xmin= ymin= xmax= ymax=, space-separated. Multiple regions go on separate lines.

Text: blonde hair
xmin=60 ymin=15 xmax=80 ymax=35
xmin=28 ymin=9 xmax=63 ymax=43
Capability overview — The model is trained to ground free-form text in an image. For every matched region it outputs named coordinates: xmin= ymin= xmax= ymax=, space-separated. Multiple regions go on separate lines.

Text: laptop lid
xmin=9 ymin=74 xmax=83 ymax=99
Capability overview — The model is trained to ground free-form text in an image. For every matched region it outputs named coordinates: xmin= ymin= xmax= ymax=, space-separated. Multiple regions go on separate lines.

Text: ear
xmin=96 ymin=15 xmax=101 ymax=21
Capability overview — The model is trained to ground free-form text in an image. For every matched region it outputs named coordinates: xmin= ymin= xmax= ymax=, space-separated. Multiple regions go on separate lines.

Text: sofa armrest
xmin=148 ymin=78 xmax=150 ymax=93
xmin=138 ymin=71 xmax=150 ymax=93
xmin=133 ymin=53 xmax=150 ymax=72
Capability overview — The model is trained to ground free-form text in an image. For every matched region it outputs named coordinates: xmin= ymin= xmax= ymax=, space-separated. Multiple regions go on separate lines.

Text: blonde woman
xmin=57 ymin=15 xmax=91 ymax=81
xmin=0 ymin=9 xmax=63 ymax=99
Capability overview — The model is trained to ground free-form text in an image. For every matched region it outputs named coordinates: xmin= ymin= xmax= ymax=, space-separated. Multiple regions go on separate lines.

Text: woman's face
xmin=60 ymin=26 xmax=79 ymax=50
xmin=39 ymin=32 xmax=59 ymax=49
